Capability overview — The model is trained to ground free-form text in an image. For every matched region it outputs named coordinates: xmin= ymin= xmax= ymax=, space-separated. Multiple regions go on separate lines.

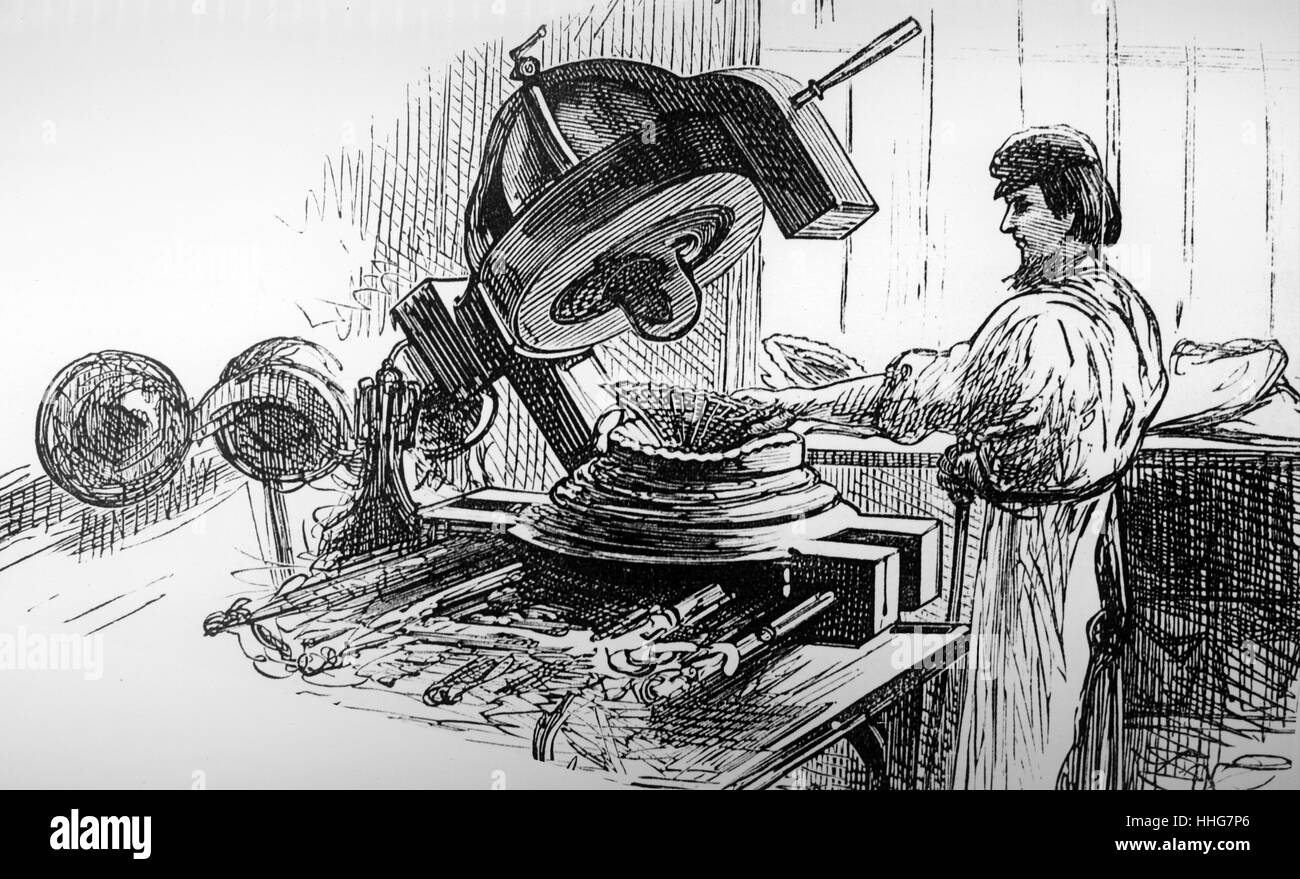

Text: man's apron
xmin=954 ymin=488 xmax=1129 ymax=790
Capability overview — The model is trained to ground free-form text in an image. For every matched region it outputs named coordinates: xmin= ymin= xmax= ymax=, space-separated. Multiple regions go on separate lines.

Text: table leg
xmin=844 ymin=722 xmax=890 ymax=790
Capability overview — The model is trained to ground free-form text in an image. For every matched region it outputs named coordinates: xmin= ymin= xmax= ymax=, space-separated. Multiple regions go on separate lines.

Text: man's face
xmin=1000 ymin=184 xmax=1074 ymax=265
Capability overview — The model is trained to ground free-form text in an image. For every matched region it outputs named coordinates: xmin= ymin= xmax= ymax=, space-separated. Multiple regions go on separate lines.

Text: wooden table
xmin=212 ymin=512 xmax=968 ymax=789
xmin=673 ymin=623 xmax=968 ymax=789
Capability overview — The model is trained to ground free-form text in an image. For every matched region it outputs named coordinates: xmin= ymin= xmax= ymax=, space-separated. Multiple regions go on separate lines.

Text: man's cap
xmin=990 ymin=124 xmax=1104 ymax=199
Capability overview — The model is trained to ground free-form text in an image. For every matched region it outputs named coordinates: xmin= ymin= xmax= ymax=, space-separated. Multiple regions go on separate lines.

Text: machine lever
xmin=509 ymin=24 xmax=548 ymax=80
xmin=789 ymin=17 xmax=923 ymax=109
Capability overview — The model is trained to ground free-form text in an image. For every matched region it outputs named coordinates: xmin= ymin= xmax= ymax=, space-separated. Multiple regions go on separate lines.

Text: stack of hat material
xmin=511 ymin=384 xmax=851 ymax=564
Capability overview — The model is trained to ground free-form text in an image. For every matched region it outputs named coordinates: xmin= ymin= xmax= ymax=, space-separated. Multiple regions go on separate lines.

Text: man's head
xmin=990 ymin=125 xmax=1120 ymax=273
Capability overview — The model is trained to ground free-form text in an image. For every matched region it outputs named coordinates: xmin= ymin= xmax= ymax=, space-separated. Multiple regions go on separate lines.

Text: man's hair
xmin=1036 ymin=162 xmax=1122 ymax=248
xmin=990 ymin=125 xmax=1122 ymax=248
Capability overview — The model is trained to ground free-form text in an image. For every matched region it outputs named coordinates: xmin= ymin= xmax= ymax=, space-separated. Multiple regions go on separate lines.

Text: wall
xmin=758 ymin=0 xmax=1300 ymax=383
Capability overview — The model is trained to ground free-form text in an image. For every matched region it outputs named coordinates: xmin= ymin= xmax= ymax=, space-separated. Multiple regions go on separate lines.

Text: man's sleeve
xmin=861 ymin=294 xmax=1105 ymax=461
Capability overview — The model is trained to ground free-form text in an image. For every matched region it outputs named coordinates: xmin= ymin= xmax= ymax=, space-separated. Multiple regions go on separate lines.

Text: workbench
xmin=807 ymin=431 xmax=1300 ymax=790
xmin=212 ymin=506 xmax=968 ymax=790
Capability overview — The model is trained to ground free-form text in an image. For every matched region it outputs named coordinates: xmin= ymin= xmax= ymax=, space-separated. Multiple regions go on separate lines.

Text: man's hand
xmin=937 ymin=442 xmax=981 ymax=505
xmin=729 ymin=387 xmax=779 ymax=407
xmin=731 ymin=386 xmax=818 ymax=434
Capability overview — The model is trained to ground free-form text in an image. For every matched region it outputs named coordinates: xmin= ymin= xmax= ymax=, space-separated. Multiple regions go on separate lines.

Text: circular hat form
xmin=36 ymin=351 xmax=194 ymax=506
xmin=511 ymin=426 xmax=852 ymax=564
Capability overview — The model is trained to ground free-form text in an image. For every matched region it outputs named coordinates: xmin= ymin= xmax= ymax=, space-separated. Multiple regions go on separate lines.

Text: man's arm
xmin=736 ymin=375 xmax=886 ymax=433
xmin=740 ymin=294 xmax=1046 ymax=443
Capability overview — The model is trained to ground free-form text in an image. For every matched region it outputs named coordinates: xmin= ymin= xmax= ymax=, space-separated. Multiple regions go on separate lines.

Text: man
xmin=745 ymin=125 xmax=1167 ymax=789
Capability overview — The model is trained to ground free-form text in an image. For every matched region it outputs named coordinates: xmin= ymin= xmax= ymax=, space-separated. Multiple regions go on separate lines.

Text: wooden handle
xmin=790 ymin=17 xmax=923 ymax=109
